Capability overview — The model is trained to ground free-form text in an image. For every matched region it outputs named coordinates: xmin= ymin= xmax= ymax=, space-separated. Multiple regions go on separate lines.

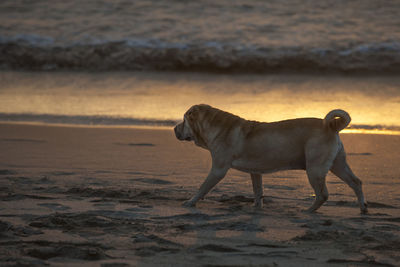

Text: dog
xmin=174 ymin=104 xmax=368 ymax=214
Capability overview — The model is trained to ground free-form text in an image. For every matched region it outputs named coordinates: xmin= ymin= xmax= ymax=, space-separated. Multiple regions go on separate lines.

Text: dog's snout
xmin=174 ymin=125 xmax=182 ymax=139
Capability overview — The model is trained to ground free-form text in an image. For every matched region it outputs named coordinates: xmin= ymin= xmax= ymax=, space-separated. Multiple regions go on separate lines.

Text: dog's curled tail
xmin=324 ymin=109 xmax=351 ymax=132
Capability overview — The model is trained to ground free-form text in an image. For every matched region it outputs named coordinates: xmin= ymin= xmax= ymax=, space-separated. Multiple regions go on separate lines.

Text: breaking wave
xmin=1 ymin=35 xmax=400 ymax=73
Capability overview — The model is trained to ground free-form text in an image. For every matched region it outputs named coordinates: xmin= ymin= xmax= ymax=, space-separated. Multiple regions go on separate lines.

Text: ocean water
xmin=0 ymin=0 xmax=400 ymax=73
xmin=1 ymin=1 xmax=400 ymax=132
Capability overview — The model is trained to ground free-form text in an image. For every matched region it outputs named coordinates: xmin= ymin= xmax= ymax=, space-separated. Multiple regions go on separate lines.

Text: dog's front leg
xmin=183 ymin=166 xmax=228 ymax=207
xmin=251 ymin=173 xmax=263 ymax=208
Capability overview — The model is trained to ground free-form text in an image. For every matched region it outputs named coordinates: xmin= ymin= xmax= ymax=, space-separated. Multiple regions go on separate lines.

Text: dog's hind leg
xmin=330 ymin=145 xmax=368 ymax=214
xmin=306 ymin=166 xmax=329 ymax=213
xmin=304 ymin=137 xmax=339 ymax=213
xmin=251 ymin=173 xmax=263 ymax=208
xmin=183 ymin=166 xmax=228 ymax=207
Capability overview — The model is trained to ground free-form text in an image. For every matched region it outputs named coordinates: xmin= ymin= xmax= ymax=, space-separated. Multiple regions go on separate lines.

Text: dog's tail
xmin=324 ymin=109 xmax=351 ymax=132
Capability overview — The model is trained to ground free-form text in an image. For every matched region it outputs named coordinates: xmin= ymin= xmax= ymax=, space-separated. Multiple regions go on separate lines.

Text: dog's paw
xmin=253 ymin=201 xmax=263 ymax=209
xmin=302 ymin=208 xmax=316 ymax=214
xmin=182 ymin=200 xmax=196 ymax=208
xmin=360 ymin=202 xmax=369 ymax=215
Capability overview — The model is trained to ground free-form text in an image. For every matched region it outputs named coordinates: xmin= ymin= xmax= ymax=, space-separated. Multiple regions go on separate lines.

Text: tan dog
xmin=174 ymin=104 xmax=368 ymax=214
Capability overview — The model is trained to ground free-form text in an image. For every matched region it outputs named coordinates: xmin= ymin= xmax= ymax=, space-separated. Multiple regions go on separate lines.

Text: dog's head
xmin=174 ymin=104 xmax=210 ymax=148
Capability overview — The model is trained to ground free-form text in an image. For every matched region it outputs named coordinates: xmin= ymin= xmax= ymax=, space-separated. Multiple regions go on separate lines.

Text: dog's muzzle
xmin=174 ymin=125 xmax=192 ymax=141
xmin=174 ymin=125 xmax=184 ymax=140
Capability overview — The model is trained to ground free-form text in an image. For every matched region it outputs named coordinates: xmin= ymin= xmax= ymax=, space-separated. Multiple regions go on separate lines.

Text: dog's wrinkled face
xmin=174 ymin=119 xmax=193 ymax=141
xmin=174 ymin=108 xmax=196 ymax=141
xmin=174 ymin=105 xmax=211 ymax=149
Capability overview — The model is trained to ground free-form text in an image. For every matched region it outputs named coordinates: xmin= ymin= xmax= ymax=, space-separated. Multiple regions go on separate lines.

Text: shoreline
xmin=0 ymin=121 xmax=175 ymax=131
xmin=1 ymin=121 xmax=400 ymax=136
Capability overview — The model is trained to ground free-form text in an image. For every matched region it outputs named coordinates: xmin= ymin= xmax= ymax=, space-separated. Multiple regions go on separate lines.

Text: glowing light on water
xmin=342 ymin=129 xmax=400 ymax=136
xmin=1 ymin=72 xmax=400 ymax=135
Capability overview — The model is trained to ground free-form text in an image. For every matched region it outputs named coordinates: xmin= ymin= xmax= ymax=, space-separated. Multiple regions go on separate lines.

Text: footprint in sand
xmin=38 ymin=203 xmax=71 ymax=211
xmin=0 ymin=169 xmax=17 ymax=175
xmin=195 ymin=244 xmax=241 ymax=253
xmin=131 ymin=178 xmax=174 ymax=185
xmin=114 ymin=142 xmax=155 ymax=147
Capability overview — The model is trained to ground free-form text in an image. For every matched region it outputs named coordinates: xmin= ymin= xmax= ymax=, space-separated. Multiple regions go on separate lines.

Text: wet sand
xmin=0 ymin=122 xmax=399 ymax=266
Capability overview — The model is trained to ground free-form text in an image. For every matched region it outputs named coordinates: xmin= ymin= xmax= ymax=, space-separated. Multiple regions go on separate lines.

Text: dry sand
xmin=0 ymin=122 xmax=399 ymax=266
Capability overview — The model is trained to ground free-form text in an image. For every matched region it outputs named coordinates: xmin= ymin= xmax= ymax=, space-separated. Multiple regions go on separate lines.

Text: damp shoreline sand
xmin=0 ymin=122 xmax=399 ymax=266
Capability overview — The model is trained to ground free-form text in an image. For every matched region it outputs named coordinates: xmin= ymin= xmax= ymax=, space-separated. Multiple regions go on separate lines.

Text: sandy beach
xmin=0 ymin=122 xmax=399 ymax=266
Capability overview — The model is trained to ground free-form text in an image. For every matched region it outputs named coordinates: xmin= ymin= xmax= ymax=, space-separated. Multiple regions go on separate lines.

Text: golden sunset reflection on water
xmin=1 ymin=72 xmax=400 ymax=134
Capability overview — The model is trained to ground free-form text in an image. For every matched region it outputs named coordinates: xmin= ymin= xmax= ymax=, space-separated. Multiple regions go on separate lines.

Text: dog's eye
xmin=187 ymin=110 xmax=195 ymax=119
